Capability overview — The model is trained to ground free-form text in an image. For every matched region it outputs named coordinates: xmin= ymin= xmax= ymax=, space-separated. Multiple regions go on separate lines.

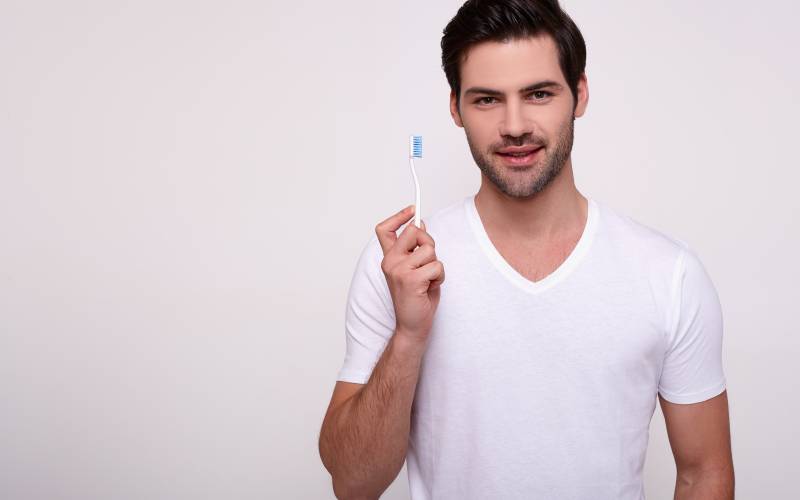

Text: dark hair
xmin=441 ymin=0 xmax=586 ymax=112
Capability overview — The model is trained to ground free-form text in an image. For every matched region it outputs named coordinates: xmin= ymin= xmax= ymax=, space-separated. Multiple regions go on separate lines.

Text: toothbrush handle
xmin=409 ymin=157 xmax=421 ymax=228
xmin=415 ymin=185 xmax=421 ymax=229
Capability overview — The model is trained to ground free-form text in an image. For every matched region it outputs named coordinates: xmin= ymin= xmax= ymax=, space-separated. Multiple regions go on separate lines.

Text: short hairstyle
xmin=441 ymin=0 xmax=587 ymax=112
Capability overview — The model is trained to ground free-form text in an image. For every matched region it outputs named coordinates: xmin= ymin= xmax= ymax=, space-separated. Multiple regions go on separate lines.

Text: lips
xmin=497 ymin=145 xmax=541 ymax=155
xmin=496 ymin=146 xmax=543 ymax=166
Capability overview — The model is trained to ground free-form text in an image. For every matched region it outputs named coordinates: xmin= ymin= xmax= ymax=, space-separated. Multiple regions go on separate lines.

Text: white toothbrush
xmin=408 ymin=135 xmax=423 ymax=228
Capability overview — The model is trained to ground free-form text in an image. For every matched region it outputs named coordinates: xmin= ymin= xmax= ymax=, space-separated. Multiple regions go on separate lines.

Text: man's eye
xmin=528 ymin=91 xmax=553 ymax=100
xmin=475 ymin=92 xmax=553 ymax=106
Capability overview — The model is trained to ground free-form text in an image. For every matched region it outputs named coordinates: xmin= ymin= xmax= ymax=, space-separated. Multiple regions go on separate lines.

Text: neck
xmin=474 ymin=158 xmax=587 ymax=243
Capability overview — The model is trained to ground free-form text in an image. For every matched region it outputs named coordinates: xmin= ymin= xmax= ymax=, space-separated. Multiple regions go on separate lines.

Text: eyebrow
xmin=463 ymin=80 xmax=564 ymax=97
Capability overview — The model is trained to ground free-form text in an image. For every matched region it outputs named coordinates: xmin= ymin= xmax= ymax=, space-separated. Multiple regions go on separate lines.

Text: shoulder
xmin=592 ymin=198 xmax=690 ymax=270
xmin=590 ymin=199 xmax=720 ymax=332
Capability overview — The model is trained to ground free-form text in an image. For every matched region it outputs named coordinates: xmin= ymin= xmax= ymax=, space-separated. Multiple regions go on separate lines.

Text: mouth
xmin=495 ymin=146 xmax=543 ymax=167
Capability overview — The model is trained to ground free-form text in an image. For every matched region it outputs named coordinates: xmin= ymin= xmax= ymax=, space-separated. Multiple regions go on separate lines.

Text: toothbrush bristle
xmin=411 ymin=135 xmax=423 ymax=158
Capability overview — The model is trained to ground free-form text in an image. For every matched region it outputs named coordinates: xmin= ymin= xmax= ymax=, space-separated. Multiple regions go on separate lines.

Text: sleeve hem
xmin=336 ymin=368 xmax=370 ymax=384
xmin=658 ymin=378 xmax=727 ymax=404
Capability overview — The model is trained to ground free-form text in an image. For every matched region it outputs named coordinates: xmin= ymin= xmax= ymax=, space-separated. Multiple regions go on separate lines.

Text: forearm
xmin=320 ymin=331 xmax=426 ymax=499
xmin=674 ymin=466 xmax=735 ymax=500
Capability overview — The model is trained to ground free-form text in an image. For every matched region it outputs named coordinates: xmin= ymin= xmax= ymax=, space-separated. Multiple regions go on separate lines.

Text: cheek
xmin=463 ymin=114 xmax=496 ymax=139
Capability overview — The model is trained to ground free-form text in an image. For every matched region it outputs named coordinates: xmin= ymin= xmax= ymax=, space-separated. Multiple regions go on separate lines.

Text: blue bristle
xmin=412 ymin=135 xmax=423 ymax=158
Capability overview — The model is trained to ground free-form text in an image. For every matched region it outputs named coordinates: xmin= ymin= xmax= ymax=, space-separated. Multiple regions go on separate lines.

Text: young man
xmin=319 ymin=1 xmax=734 ymax=499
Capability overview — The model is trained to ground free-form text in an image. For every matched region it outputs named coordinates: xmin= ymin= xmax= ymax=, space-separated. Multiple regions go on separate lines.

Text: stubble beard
xmin=465 ymin=115 xmax=575 ymax=200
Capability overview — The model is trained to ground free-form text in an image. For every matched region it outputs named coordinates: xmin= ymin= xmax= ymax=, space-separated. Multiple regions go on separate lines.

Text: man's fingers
xmin=375 ymin=205 xmax=415 ymax=255
xmin=394 ymin=217 xmax=435 ymax=256
xmin=417 ymin=259 xmax=445 ymax=288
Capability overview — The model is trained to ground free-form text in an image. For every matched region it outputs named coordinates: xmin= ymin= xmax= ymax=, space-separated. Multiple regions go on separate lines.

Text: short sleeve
xmin=658 ymin=244 xmax=727 ymax=404
xmin=336 ymin=233 xmax=397 ymax=384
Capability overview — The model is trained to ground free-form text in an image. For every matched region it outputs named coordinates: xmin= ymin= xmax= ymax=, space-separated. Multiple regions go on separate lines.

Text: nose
xmin=499 ymin=98 xmax=532 ymax=138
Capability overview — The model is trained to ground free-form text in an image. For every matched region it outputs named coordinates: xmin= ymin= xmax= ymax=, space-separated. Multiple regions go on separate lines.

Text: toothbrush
xmin=409 ymin=135 xmax=423 ymax=228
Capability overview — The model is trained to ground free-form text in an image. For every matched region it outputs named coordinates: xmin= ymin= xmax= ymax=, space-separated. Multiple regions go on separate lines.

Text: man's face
xmin=449 ymin=35 xmax=588 ymax=199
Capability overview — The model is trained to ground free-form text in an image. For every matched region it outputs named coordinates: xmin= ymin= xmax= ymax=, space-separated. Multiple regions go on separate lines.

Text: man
xmin=319 ymin=1 xmax=734 ymax=499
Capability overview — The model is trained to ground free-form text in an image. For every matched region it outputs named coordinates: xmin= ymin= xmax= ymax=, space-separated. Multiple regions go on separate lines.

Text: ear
xmin=449 ymin=91 xmax=464 ymax=128
xmin=573 ymin=73 xmax=589 ymax=118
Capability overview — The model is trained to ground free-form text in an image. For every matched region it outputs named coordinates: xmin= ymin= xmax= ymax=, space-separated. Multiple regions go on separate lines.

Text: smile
xmin=496 ymin=147 xmax=543 ymax=166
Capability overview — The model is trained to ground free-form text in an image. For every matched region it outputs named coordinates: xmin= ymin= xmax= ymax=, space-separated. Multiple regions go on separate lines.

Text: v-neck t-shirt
xmin=336 ymin=193 xmax=727 ymax=500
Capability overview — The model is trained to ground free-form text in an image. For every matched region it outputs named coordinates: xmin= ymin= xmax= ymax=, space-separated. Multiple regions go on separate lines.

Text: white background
xmin=1 ymin=0 xmax=797 ymax=498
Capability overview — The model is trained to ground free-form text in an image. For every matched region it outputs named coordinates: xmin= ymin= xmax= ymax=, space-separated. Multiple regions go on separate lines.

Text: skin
xmin=449 ymin=35 xmax=589 ymax=283
xmin=660 ymin=392 xmax=735 ymax=499
xmin=450 ymin=34 xmax=734 ymax=498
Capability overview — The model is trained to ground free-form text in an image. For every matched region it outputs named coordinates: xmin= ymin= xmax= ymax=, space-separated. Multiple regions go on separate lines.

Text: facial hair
xmin=465 ymin=115 xmax=575 ymax=199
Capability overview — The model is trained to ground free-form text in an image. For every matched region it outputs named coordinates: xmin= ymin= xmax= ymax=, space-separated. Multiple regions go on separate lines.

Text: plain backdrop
xmin=1 ymin=0 xmax=798 ymax=498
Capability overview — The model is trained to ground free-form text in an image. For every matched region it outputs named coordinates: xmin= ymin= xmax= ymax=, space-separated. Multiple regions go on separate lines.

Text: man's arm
xmin=659 ymin=390 xmax=734 ymax=499
xmin=318 ymin=331 xmax=426 ymax=500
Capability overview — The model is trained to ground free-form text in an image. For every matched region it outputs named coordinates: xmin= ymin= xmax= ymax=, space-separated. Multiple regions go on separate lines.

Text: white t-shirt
xmin=336 ymin=193 xmax=727 ymax=500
